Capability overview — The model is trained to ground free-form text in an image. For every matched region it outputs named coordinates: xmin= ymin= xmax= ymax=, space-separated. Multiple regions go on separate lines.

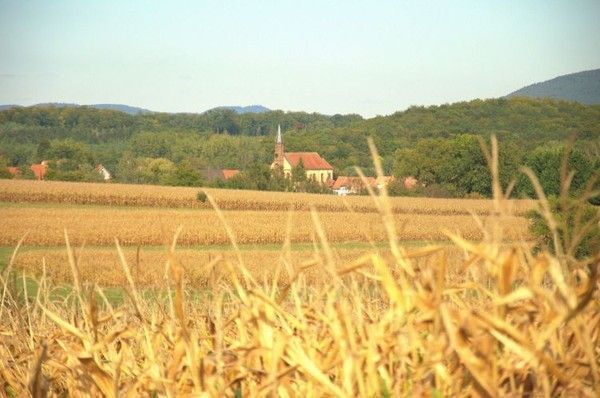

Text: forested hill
xmin=207 ymin=105 xmax=271 ymax=114
xmin=0 ymin=103 xmax=152 ymax=115
xmin=1 ymin=98 xmax=598 ymax=197
xmin=506 ymin=69 xmax=600 ymax=105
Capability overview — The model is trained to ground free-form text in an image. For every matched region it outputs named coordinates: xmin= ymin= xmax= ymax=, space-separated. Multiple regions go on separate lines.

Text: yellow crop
xmin=2 ymin=151 xmax=594 ymax=396
xmin=0 ymin=179 xmax=534 ymax=214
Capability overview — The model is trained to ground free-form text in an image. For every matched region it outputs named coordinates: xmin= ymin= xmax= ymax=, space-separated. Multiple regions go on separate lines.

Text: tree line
xmin=0 ymin=98 xmax=598 ymax=198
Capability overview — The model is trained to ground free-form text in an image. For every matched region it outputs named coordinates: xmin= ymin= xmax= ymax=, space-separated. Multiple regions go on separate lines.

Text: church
xmin=270 ymin=125 xmax=333 ymax=184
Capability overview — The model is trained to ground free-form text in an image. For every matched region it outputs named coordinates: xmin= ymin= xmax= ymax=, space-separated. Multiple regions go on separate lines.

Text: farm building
xmin=31 ymin=161 xmax=49 ymax=181
xmin=376 ymin=176 xmax=394 ymax=190
xmin=96 ymin=164 xmax=112 ymax=181
xmin=6 ymin=167 xmax=21 ymax=178
xmin=270 ymin=125 xmax=333 ymax=184
xmin=204 ymin=168 xmax=240 ymax=182
xmin=332 ymin=176 xmax=377 ymax=196
xmin=403 ymin=176 xmax=418 ymax=189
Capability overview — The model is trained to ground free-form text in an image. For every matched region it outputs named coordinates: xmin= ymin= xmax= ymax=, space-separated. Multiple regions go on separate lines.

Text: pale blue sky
xmin=1 ymin=0 xmax=599 ymax=116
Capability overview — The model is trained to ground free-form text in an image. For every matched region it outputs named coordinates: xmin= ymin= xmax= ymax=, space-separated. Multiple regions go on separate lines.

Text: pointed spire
xmin=276 ymin=124 xmax=282 ymax=144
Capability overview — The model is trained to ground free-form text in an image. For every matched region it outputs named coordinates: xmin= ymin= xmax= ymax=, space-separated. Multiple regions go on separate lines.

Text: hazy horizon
xmin=1 ymin=0 xmax=599 ymax=117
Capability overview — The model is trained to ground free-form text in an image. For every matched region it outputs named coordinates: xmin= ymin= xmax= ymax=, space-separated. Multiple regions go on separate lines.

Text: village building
xmin=270 ymin=125 xmax=333 ymax=184
xmin=376 ymin=176 xmax=394 ymax=191
xmin=7 ymin=166 xmax=21 ymax=178
xmin=332 ymin=175 xmax=396 ymax=196
xmin=96 ymin=164 xmax=112 ymax=181
xmin=332 ymin=176 xmax=377 ymax=196
xmin=203 ymin=168 xmax=240 ymax=182
xmin=403 ymin=176 xmax=418 ymax=189
xmin=222 ymin=169 xmax=240 ymax=180
xmin=31 ymin=161 xmax=49 ymax=181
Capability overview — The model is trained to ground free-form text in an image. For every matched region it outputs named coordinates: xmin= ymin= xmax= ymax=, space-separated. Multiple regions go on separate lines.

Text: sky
xmin=1 ymin=0 xmax=599 ymax=117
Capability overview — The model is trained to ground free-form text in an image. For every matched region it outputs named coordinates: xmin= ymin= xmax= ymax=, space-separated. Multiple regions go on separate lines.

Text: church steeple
xmin=273 ymin=124 xmax=285 ymax=168
xmin=276 ymin=124 xmax=283 ymax=144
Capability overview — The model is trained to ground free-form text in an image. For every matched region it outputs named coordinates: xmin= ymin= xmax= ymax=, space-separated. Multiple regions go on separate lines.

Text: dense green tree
xmin=129 ymin=131 xmax=172 ymax=158
xmin=36 ymin=139 xmax=51 ymax=161
xmin=0 ymin=155 xmax=11 ymax=179
xmin=393 ymin=135 xmax=521 ymax=197
xmin=47 ymin=138 xmax=95 ymax=165
xmin=516 ymin=144 xmax=594 ymax=197
xmin=170 ymin=162 xmax=205 ymax=187
xmin=138 ymin=158 xmax=177 ymax=185
xmin=291 ymin=159 xmax=307 ymax=183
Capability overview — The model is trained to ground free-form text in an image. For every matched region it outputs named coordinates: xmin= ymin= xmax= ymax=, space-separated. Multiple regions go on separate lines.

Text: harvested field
xmin=2 ymin=230 xmax=598 ymax=396
xmin=0 ymin=204 xmax=531 ymax=246
xmin=0 ymin=179 xmax=534 ymax=215
xmin=0 ymin=172 xmax=598 ymax=396
xmin=12 ymin=246 xmax=443 ymax=287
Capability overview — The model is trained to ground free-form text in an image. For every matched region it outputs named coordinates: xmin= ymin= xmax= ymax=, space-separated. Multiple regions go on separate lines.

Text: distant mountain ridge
xmin=207 ymin=105 xmax=270 ymax=114
xmin=506 ymin=69 xmax=600 ymax=105
xmin=0 ymin=103 xmax=271 ymax=115
xmin=90 ymin=104 xmax=153 ymax=114
xmin=0 ymin=103 xmax=152 ymax=115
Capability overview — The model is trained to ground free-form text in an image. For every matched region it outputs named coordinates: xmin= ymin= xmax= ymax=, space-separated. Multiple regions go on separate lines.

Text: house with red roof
xmin=7 ymin=167 xmax=21 ymax=178
xmin=222 ymin=169 xmax=240 ymax=180
xmin=403 ymin=176 xmax=418 ymax=189
xmin=203 ymin=168 xmax=240 ymax=182
xmin=332 ymin=176 xmax=378 ymax=195
xmin=270 ymin=125 xmax=333 ymax=184
xmin=31 ymin=161 xmax=49 ymax=180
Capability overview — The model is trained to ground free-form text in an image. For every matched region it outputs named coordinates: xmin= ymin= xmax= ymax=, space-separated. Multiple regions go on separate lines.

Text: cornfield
xmin=0 ymin=205 xmax=530 ymax=246
xmin=9 ymin=245 xmax=479 ymax=289
xmin=0 ymin=179 xmax=534 ymax=215
xmin=0 ymin=139 xmax=597 ymax=396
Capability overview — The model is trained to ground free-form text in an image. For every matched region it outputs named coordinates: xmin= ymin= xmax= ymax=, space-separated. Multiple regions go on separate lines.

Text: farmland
xmin=0 ymin=204 xmax=530 ymax=246
xmin=1 ymin=178 xmax=598 ymax=396
xmin=0 ymin=179 xmax=532 ymax=287
xmin=0 ymin=179 xmax=533 ymax=214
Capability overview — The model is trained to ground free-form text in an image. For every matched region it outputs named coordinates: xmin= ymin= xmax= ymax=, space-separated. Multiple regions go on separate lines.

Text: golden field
xmin=1 ymin=157 xmax=598 ymax=396
xmin=0 ymin=204 xmax=530 ymax=246
xmin=9 ymin=244 xmax=478 ymax=288
xmin=2 ymin=219 xmax=598 ymax=396
xmin=0 ymin=179 xmax=534 ymax=214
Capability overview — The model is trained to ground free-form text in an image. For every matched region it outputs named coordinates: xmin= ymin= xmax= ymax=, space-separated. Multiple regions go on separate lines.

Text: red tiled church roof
xmin=285 ymin=152 xmax=333 ymax=170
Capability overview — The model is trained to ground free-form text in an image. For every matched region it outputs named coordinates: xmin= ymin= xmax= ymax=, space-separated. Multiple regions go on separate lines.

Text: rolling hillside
xmin=506 ymin=69 xmax=600 ymax=104
xmin=0 ymin=103 xmax=152 ymax=115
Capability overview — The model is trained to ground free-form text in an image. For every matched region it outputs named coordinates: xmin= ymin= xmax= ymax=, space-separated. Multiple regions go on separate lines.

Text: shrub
xmin=528 ymin=195 xmax=599 ymax=259
xmin=196 ymin=191 xmax=208 ymax=203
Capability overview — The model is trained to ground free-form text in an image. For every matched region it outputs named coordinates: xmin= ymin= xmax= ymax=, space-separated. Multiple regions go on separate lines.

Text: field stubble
xmin=1 ymin=224 xmax=597 ymax=396
xmin=0 ymin=205 xmax=531 ymax=246
xmin=0 ymin=179 xmax=534 ymax=214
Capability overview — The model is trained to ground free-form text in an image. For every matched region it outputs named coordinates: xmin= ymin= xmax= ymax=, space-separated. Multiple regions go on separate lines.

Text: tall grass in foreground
xmin=0 ymin=137 xmax=598 ymax=397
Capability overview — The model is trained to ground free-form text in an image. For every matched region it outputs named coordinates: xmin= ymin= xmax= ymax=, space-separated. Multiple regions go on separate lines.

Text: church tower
xmin=273 ymin=124 xmax=285 ymax=168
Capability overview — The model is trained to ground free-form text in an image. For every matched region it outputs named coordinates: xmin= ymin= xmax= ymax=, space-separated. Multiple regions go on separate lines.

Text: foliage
xmin=196 ymin=191 xmax=207 ymax=203
xmin=525 ymin=142 xmax=599 ymax=260
xmin=516 ymin=143 xmax=594 ymax=197
xmin=45 ymin=163 xmax=103 ymax=182
xmin=1 ymin=98 xmax=599 ymax=194
xmin=291 ymin=159 xmax=307 ymax=183
xmin=528 ymin=196 xmax=599 ymax=259
xmin=393 ymin=135 xmax=520 ymax=197
xmin=171 ymin=163 xmax=205 ymax=187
